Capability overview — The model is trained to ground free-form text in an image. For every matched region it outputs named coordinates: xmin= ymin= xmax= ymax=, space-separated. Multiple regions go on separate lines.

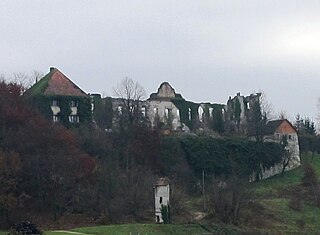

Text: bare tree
xmin=277 ymin=110 xmax=289 ymax=120
xmin=280 ymin=135 xmax=291 ymax=176
xmin=257 ymin=90 xmax=274 ymax=121
xmin=113 ymin=77 xmax=146 ymax=126
xmin=113 ymin=77 xmax=146 ymax=101
xmin=209 ymin=176 xmax=249 ymax=225
xmin=113 ymin=78 xmax=147 ymax=172
xmin=31 ymin=70 xmax=44 ymax=83
xmin=10 ymin=70 xmax=44 ymax=89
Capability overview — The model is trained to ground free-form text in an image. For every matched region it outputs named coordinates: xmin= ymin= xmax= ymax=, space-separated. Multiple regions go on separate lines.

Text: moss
xmin=24 ymin=72 xmax=51 ymax=95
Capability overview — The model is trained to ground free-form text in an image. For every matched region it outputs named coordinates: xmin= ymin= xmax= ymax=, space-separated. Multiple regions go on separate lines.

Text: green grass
xmin=244 ymin=152 xmax=320 ymax=233
xmin=260 ymin=198 xmax=320 ymax=232
xmin=44 ymin=224 xmax=210 ymax=235
xmin=251 ymin=152 xmax=320 ymax=195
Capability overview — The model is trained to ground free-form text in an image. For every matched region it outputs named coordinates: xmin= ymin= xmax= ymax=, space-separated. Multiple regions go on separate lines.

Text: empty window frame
xmin=69 ymin=115 xmax=79 ymax=123
xmin=141 ymin=106 xmax=146 ymax=117
xmin=117 ymin=105 xmax=123 ymax=115
xmin=52 ymin=115 xmax=60 ymax=123
xmin=50 ymin=99 xmax=59 ymax=106
xmin=70 ymin=100 xmax=78 ymax=107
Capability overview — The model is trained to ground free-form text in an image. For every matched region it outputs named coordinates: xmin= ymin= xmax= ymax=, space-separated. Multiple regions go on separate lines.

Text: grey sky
xmin=1 ymin=0 xmax=320 ymax=121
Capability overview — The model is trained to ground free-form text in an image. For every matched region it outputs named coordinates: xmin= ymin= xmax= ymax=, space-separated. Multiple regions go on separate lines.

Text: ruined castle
xmin=94 ymin=81 xmax=262 ymax=135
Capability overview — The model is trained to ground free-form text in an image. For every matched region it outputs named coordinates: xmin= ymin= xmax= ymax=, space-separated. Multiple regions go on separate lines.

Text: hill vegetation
xmin=1 ymin=80 xmax=320 ymax=234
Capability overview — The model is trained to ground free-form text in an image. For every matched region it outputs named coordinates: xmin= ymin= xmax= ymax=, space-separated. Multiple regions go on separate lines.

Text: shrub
xmin=301 ymin=163 xmax=318 ymax=187
xmin=160 ymin=205 xmax=170 ymax=224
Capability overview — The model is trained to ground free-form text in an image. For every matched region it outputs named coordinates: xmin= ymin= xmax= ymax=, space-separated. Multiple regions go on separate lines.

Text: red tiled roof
xmin=43 ymin=68 xmax=88 ymax=97
xmin=263 ymin=119 xmax=297 ymax=135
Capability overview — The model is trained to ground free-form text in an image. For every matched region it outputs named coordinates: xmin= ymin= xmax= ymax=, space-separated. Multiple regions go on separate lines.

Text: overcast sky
xmin=1 ymin=0 xmax=320 ymax=121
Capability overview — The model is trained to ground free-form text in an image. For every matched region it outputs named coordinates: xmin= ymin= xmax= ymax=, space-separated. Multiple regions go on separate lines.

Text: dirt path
xmin=51 ymin=231 xmax=91 ymax=235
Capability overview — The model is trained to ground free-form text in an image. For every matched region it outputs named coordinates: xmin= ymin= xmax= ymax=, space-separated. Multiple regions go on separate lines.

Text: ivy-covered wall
xmin=160 ymin=135 xmax=284 ymax=180
xmin=172 ymin=99 xmax=199 ymax=130
xmin=26 ymin=95 xmax=92 ymax=128
xmin=172 ymin=99 xmax=225 ymax=131
xmin=92 ymin=96 xmax=113 ymax=129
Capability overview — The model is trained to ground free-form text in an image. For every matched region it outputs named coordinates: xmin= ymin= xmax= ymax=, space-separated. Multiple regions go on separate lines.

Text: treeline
xmin=293 ymin=114 xmax=320 ymax=153
xmin=0 ymin=81 xmax=285 ymax=228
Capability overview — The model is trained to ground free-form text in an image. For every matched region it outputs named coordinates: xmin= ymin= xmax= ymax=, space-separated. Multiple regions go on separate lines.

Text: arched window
xmin=141 ymin=106 xmax=146 ymax=117
xmin=209 ymin=107 xmax=213 ymax=117
xmin=118 ymin=105 xmax=123 ymax=115
xmin=198 ymin=106 xmax=204 ymax=122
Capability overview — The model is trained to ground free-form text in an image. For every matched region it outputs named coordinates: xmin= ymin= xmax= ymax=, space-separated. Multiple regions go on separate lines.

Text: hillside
xmin=3 ymin=153 xmax=320 ymax=235
xmin=239 ymin=152 xmax=320 ymax=234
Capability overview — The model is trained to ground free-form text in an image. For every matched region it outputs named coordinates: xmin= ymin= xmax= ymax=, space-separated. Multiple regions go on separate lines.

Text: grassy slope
xmin=243 ymin=152 xmax=320 ymax=234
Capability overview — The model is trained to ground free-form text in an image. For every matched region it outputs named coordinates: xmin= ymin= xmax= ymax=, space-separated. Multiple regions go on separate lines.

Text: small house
xmin=25 ymin=67 xmax=92 ymax=127
xmin=154 ymin=177 xmax=170 ymax=223
xmin=261 ymin=119 xmax=300 ymax=178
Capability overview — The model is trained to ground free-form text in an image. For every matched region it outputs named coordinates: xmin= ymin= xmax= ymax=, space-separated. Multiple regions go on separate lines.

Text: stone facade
xmin=147 ymin=82 xmax=182 ymax=130
xmin=225 ymin=92 xmax=261 ymax=134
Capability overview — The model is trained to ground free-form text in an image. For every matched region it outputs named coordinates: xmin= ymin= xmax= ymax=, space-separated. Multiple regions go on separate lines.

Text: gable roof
xmin=25 ymin=67 xmax=88 ymax=97
xmin=154 ymin=177 xmax=170 ymax=186
xmin=148 ymin=82 xmax=184 ymax=101
xmin=263 ymin=119 xmax=297 ymax=135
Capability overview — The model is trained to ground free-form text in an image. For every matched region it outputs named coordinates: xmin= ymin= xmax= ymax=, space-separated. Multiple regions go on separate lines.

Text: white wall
xmin=148 ymin=101 xmax=181 ymax=130
xmin=154 ymin=184 xmax=170 ymax=223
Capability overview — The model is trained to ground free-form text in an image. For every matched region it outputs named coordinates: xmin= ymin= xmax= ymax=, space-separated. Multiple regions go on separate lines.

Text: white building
xmin=154 ymin=178 xmax=170 ymax=223
xmin=147 ymin=82 xmax=182 ymax=130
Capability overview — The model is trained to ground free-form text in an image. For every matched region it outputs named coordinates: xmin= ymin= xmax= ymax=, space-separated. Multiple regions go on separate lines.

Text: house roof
xmin=154 ymin=177 xmax=170 ymax=186
xmin=263 ymin=119 xmax=297 ymax=135
xmin=25 ymin=67 xmax=88 ymax=97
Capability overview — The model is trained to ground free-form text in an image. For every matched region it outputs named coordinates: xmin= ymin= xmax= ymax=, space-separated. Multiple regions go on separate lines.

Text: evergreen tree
xmin=304 ymin=117 xmax=316 ymax=135
xmin=212 ymin=108 xmax=224 ymax=134
xmin=294 ymin=113 xmax=304 ymax=134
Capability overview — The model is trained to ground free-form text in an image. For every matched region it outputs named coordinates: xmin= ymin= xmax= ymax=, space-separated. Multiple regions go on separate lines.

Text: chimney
xmin=50 ymin=67 xmax=55 ymax=72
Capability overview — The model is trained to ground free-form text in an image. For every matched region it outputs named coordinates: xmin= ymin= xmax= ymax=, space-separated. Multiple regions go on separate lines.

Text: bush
xmin=301 ymin=163 xmax=318 ymax=187
xmin=301 ymin=163 xmax=320 ymax=206
xmin=160 ymin=205 xmax=170 ymax=224
xmin=9 ymin=220 xmax=42 ymax=235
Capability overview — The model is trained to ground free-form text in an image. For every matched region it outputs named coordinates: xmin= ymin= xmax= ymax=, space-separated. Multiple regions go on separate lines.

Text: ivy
xmin=174 ymin=135 xmax=283 ymax=179
xmin=172 ymin=99 xmax=225 ymax=131
xmin=92 ymin=96 xmax=113 ymax=129
xmin=160 ymin=205 xmax=170 ymax=224
xmin=25 ymin=95 xmax=92 ymax=128
xmin=234 ymin=98 xmax=241 ymax=123
xmin=172 ymin=99 xmax=199 ymax=130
